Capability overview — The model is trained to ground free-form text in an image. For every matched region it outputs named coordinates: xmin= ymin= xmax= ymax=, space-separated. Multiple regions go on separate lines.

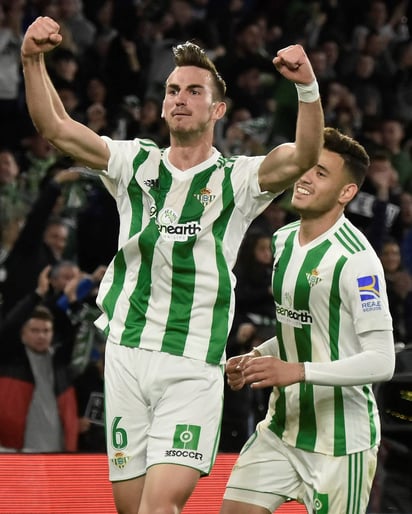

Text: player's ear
xmin=340 ymin=183 xmax=358 ymax=204
xmin=212 ymin=101 xmax=226 ymax=121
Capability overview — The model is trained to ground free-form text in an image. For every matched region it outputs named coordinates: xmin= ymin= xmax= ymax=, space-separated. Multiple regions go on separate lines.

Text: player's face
xmin=162 ymin=66 xmax=224 ymax=137
xmin=292 ymin=149 xmax=352 ymax=217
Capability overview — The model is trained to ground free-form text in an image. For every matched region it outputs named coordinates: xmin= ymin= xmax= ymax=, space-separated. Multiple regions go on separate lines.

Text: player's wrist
xmin=295 ymin=80 xmax=319 ymax=103
xmin=299 ymin=363 xmax=306 ymax=382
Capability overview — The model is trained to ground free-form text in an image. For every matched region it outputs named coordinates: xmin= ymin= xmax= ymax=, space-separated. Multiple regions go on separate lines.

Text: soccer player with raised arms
xmin=20 ymin=15 xmax=323 ymax=514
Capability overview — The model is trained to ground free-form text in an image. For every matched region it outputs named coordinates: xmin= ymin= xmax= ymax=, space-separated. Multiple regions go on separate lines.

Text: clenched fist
xmin=21 ymin=16 xmax=62 ymax=58
xmin=273 ymin=44 xmax=316 ymax=85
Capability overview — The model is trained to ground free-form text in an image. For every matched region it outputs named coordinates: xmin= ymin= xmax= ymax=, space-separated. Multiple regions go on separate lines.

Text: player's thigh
xmin=112 ymin=475 xmax=145 ymax=514
xmin=147 ymin=355 xmax=225 ymax=475
xmin=296 ymin=446 xmax=378 ymax=514
xmin=223 ymin=425 xmax=302 ymax=512
xmin=139 ymin=464 xmax=201 ymax=514
xmin=104 ymin=344 xmax=152 ymax=481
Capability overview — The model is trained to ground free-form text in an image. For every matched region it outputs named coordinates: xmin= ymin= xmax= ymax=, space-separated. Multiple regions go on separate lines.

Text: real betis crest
xmin=194 ymin=188 xmax=216 ymax=207
xmin=306 ymin=268 xmax=322 ymax=287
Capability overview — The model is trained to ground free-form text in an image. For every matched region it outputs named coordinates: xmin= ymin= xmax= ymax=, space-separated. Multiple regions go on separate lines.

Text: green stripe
xmin=338 ymin=226 xmax=362 ymax=253
xmin=342 ymin=222 xmax=366 ymax=251
xmin=364 ymin=385 xmax=377 ymax=446
xmin=207 ymin=160 xmax=237 ymax=363
xmin=269 ymin=231 xmax=296 ymax=437
xmin=128 ymin=149 xmax=150 ymax=237
xmin=140 ymin=139 xmax=159 ymax=149
xmin=295 ymin=240 xmax=330 ymax=451
xmin=335 ymin=231 xmax=356 ymax=254
xmin=101 ymin=249 xmax=127 ymax=325
xmin=120 ymin=162 xmax=172 ymax=346
xmin=329 ymin=256 xmax=346 ymax=360
xmin=330 ymin=256 xmax=347 ymax=456
xmin=161 ymin=163 xmax=218 ymax=356
xmin=277 ymin=220 xmax=300 ymax=232
xmin=347 ymin=452 xmax=363 ymax=514
xmin=355 ymin=453 xmax=363 ymax=514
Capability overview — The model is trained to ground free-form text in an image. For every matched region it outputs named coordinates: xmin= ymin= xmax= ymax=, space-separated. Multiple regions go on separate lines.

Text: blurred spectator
xmin=103 ymin=13 xmax=148 ymax=107
xmin=56 ymin=0 xmax=96 ymax=56
xmin=398 ymin=191 xmax=412 ymax=274
xmin=323 ymin=80 xmax=362 ymax=136
xmin=0 ymin=0 xmax=25 ymax=150
xmin=351 ymin=0 xmax=409 ymax=51
xmin=379 ymin=237 xmax=412 ymax=344
xmin=0 ymin=266 xmax=78 ymax=452
xmin=0 ymin=201 xmax=26 ymax=317
xmin=1 ymin=166 xmax=82 ymax=314
xmin=75 ymin=179 xmax=119 ymax=274
xmin=48 ymin=47 xmax=82 ymax=90
xmin=227 ymin=60 xmax=276 ymax=118
xmin=345 ymin=53 xmax=384 ymax=119
xmin=19 ymin=132 xmax=59 ymax=205
xmin=218 ymin=106 xmax=267 ymax=157
xmin=214 ymin=17 xmax=277 ymax=96
xmin=231 ymin=231 xmax=276 ymax=334
xmin=357 ymin=114 xmax=385 ymax=155
xmin=390 ymin=39 xmax=412 ymax=123
xmin=160 ymin=0 xmax=222 ymax=59
xmin=307 ymin=46 xmax=335 ymax=88
xmin=0 ymin=147 xmax=24 ymax=206
xmin=121 ymin=96 xmax=169 ymax=145
xmin=380 ymin=117 xmax=412 ymax=191
xmin=346 ymin=150 xmax=402 ymax=252
xmin=55 ymin=81 xmax=86 ymax=124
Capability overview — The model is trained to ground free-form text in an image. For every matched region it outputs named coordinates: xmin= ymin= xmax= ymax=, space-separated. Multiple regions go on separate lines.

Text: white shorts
xmin=223 ymin=420 xmax=378 ymax=514
xmin=104 ymin=343 xmax=224 ymax=481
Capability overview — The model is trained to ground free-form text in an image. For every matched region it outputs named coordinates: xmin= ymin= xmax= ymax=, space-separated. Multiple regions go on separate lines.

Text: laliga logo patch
xmin=357 ymin=275 xmax=382 ymax=312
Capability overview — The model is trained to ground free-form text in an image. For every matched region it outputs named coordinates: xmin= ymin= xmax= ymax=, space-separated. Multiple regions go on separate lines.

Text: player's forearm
xmin=304 ymin=330 xmax=395 ymax=386
xmin=21 ymin=53 xmax=65 ymax=139
xmin=294 ymin=89 xmax=324 ymax=173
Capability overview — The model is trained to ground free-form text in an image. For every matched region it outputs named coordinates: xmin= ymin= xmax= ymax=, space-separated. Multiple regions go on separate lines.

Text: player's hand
xmin=273 ymin=44 xmax=316 ymax=85
xmin=242 ymin=356 xmax=304 ymax=388
xmin=225 ymin=352 xmax=257 ymax=391
xmin=21 ymin=16 xmax=62 ymax=58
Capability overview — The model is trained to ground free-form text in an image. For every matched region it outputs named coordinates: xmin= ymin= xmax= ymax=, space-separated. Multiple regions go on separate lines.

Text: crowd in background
xmin=0 ymin=0 xmax=411 ymax=497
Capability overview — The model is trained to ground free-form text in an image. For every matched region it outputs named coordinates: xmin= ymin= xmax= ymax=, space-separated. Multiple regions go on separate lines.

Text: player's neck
xmin=299 ymin=210 xmax=343 ymax=245
xmin=168 ymin=138 xmax=214 ymax=171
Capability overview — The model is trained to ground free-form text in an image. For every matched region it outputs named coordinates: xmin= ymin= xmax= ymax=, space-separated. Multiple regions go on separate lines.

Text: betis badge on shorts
xmin=173 ymin=424 xmax=201 ymax=450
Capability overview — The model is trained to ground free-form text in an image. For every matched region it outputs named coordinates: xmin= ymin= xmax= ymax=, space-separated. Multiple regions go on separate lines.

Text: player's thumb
xmin=49 ymin=33 xmax=63 ymax=47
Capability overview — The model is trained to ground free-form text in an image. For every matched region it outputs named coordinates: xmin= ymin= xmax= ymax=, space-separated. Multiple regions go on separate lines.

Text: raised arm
xmin=258 ymin=44 xmax=324 ymax=193
xmin=21 ymin=16 xmax=109 ymax=170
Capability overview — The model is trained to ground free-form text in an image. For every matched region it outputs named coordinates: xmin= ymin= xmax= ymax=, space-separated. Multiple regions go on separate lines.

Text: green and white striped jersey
xmin=94 ymin=137 xmax=276 ymax=364
xmin=266 ymin=215 xmax=393 ymax=456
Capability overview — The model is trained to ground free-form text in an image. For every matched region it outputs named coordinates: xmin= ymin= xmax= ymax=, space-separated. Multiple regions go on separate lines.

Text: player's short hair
xmin=172 ymin=41 xmax=227 ymax=101
xmin=323 ymin=127 xmax=370 ymax=188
